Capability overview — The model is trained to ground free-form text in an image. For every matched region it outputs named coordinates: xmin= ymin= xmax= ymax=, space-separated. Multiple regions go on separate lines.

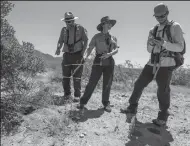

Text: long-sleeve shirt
xmin=88 ymin=32 xmax=118 ymax=54
xmin=147 ymin=21 xmax=185 ymax=67
xmin=58 ymin=24 xmax=88 ymax=53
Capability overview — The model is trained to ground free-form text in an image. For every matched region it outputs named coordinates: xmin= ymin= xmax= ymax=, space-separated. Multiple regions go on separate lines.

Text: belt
xmin=64 ymin=50 xmax=82 ymax=54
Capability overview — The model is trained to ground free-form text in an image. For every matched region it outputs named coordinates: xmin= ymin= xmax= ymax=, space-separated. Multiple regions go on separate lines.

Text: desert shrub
xmin=113 ymin=60 xmax=142 ymax=90
xmin=1 ymin=1 xmax=46 ymax=135
xmin=171 ymin=65 xmax=190 ymax=86
xmin=50 ymin=69 xmax=62 ymax=83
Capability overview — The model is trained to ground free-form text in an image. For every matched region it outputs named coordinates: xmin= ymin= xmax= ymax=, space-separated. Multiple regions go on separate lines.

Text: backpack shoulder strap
xmin=165 ymin=20 xmax=175 ymax=43
xmin=182 ymin=40 xmax=186 ymax=54
xmin=74 ymin=24 xmax=77 ymax=44
xmin=65 ymin=27 xmax=69 ymax=45
xmin=152 ymin=25 xmax=159 ymax=38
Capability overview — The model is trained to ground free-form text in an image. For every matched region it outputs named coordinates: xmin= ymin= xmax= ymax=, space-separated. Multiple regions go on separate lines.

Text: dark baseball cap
xmin=153 ymin=3 xmax=169 ymax=16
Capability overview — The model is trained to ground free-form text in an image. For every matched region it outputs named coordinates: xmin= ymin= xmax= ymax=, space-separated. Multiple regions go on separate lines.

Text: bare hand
xmin=83 ymin=54 xmax=88 ymax=61
xmin=152 ymin=38 xmax=164 ymax=47
xmin=153 ymin=46 xmax=161 ymax=54
xmin=100 ymin=53 xmax=111 ymax=60
xmin=148 ymin=38 xmax=155 ymax=46
xmin=55 ymin=49 xmax=60 ymax=55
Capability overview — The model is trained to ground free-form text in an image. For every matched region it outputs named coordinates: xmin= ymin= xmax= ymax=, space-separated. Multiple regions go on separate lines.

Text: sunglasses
xmin=154 ymin=12 xmax=168 ymax=19
xmin=65 ymin=21 xmax=72 ymax=24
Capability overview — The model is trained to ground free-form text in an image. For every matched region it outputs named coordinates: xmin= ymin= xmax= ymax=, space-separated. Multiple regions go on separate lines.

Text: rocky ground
xmin=1 ymin=73 xmax=190 ymax=146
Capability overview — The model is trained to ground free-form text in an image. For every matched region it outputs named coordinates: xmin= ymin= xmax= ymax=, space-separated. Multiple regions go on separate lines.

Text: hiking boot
xmin=120 ymin=106 xmax=137 ymax=114
xmin=73 ymin=96 xmax=80 ymax=102
xmin=104 ymin=104 xmax=112 ymax=112
xmin=152 ymin=119 xmax=167 ymax=127
xmin=76 ymin=103 xmax=85 ymax=110
xmin=59 ymin=95 xmax=71 ymax=105
xmin=64 ymin=94 xmax=72 ymax=100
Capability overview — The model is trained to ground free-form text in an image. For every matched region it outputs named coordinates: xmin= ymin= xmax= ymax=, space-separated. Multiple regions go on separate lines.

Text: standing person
xmin=77 ymin=16 xmax=119 ymax=112
xmin=55 ymin=12 xmax=88 ymax=102
xmin=120 ymin=3 xmax=185 ymax=126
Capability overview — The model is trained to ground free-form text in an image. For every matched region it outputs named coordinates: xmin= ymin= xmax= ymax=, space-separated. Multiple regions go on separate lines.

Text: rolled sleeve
xmin=147 ymin=28 xmax=155 ymax=53
xmin=162 ymin=23 xmax=184 ymax=52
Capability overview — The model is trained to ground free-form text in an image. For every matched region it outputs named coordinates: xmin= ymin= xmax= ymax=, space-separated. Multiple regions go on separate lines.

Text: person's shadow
xmin=125 ymin=114 xmax=174 ymax=146
xmin=68 ymin=107 xmax=105 ymax=122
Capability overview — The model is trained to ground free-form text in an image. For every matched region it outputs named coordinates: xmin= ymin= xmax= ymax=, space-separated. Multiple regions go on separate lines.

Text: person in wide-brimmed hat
xmin=96 ymin=16 xmax=116 ymax=31
xmin=55 ymin=12 xmax=88 ymax=103
xmin=77 ymin=16 xmax=119 ymax=113
xmin=60 ymin=12 xmax=79 ymax=22
xmin=120 ymin=3 xmax=186 ymax=127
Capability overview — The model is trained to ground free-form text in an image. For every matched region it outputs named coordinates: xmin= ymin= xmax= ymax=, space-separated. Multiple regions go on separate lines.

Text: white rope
xmin=64 ymin=64 xmax=101 ymax=66
xmin=153 ymin=51 xmax=169 ymax=80
xmin=63 ymin=59 xmax=103 ymax=79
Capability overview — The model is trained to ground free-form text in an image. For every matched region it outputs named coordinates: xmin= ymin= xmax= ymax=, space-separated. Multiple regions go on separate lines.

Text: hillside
xmin=34 ymin=50 xmax=62 ymax=69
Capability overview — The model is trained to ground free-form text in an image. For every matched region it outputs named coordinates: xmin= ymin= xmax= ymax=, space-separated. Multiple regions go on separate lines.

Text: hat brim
xmin=61 ymin=17 xmax=79 ymax=21
xmin=97 ymin=19 xmax=116 ymax=31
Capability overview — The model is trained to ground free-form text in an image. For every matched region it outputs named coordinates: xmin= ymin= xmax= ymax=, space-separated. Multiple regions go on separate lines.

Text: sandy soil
xmin=1 ymin=74 xmax=190 ymax=146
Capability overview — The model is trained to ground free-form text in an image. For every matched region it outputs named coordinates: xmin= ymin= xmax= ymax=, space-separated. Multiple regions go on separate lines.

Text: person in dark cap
xmin=77 ymin=16 xmax=119 ymax=112
xmin=55 ymin=12 xmax=88 ymax=102
xmin=120 ymin=3 xmax=185 ymax=127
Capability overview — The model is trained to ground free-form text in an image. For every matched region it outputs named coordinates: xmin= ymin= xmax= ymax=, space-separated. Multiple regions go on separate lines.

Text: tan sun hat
xmin=61 ymin=12 xmax=79 ymax=21
xmin=97 ymin=16 xmax=116 ymax=31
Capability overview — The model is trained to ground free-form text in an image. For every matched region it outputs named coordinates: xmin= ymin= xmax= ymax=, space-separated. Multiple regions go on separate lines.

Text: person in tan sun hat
xmin=77 ymin=16 xmax=119 ymax=113
xmin=120 ymin=3 xmax=186 ymax=127
xmin=55 ymin=12 xmax=88 ymax=103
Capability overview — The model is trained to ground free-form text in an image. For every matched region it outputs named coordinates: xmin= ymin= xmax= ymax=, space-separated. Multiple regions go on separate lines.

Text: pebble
xmin=94 ymin=132 xmax=100 ymax=136
xmin=83 ymin=132 xmax=87 ymax=135
xmin=79 ymin=134 xmax=85 ymax=138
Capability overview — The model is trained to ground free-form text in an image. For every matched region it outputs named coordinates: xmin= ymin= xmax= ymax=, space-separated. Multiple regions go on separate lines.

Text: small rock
xmin=83 ymin=132 xmax=87 ymax=135
xmin=79 ymin=134 xmax=85 ymax=138
xmin=94 ymin=132 xmax=100 ymax=136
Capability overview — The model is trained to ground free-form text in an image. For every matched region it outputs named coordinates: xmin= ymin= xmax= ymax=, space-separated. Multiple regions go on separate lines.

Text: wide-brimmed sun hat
xmin=61 ymin=12 xmax=79 ymax=21
xmin=97 ymin=16 xmax=116 ymax=31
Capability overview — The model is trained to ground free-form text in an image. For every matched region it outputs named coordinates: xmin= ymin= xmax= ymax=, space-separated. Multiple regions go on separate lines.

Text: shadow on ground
xmin=125 ymin=116 xmax=174 ymax=146
xmin=69 ymin=107 xmax=105 ymax=122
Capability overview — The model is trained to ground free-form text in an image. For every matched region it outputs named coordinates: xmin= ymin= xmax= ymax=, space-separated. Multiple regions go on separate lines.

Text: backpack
xmin=152 ymin=21 xmax=186 ymax=69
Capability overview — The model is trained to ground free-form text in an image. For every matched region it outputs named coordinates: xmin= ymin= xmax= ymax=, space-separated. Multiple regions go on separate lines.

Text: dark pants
xmin=128 ymin=64 xmax=173 ymax=121
xmin=80 ymin=55 xmax=115 ymax=106
xmin=62 ymin=51 xmax=84 ymax=97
